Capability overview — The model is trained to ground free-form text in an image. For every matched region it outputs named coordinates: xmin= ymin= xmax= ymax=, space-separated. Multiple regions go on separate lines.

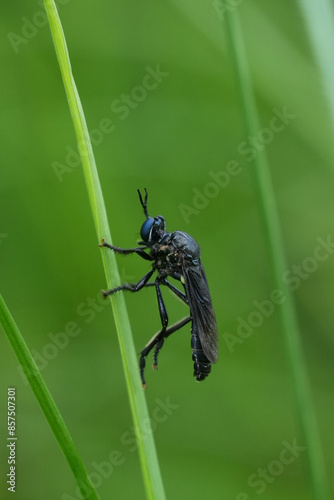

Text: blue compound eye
xmin=140 ymin=217 xmax=154 ymax=242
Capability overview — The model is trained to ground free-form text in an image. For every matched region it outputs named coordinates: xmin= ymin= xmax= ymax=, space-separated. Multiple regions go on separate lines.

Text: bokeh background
xmin=1 ymin=1 xmax=334 ymax=499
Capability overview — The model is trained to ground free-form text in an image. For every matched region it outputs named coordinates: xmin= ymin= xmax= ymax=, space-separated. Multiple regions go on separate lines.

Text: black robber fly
xmin=100 ymin=189 xmax=218 ymax=387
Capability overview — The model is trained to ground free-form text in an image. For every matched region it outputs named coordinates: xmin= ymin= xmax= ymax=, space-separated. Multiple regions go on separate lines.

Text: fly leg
xmin=153 ymin=338 xmax=164 ymax=370
xmin=162 ymin=279 xmax=188 ymax=305
xmin=135 ymin=278 xmax=188 ymax=304
xmin=99 ymin=238 xmax=153 ymax=261
xmin=139 ymin=281 xmax=167 ymax=387
xmin=152 ymin=314 xmax=191 ymax=369
xmin=139 ymin=315 xmax=192 ymax=388
xmin=151 ymin=280 xmax=188 ymax=371
xmin=139 ymin=279 xmax=188 ymax=386
xmin=101 ymin=269 xmax=154 ymax=297
xmin=152 ymin=282 xmax=168 ymax=371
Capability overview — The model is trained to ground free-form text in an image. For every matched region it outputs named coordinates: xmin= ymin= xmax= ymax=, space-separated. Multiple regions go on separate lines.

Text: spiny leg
xmin=99 ymin=238 xmax=153 ymax=261
xmin=144 ymin=279 xmax=188 ymax=304
xmin=139 ymin=281 xmax=168 ymax=387
xmin=155 ymin=281 xmax=168 ymax=331
xmin=153 ymin=315 xmax=192 ymax=370
xmin=162 ymin=279 xmax=188 ymax=304
xmin=144 ymin=279 xmax=187 ymax=373
xmin=139 ymin=316 xmax=191 ymax=388
xmin=102 ymin=269 xmax=154 ymax=297
xmin=153 ymin=338 xmax=164 ymax=369
xmin=151 ymin=282 xmax=168 ymax=372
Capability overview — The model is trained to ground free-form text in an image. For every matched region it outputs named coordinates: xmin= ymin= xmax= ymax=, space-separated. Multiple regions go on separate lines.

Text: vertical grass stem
xmin=43 ymin=1 xmax=166 ymax=498
xmin=225 ymin=10 xmax=329 ymax=500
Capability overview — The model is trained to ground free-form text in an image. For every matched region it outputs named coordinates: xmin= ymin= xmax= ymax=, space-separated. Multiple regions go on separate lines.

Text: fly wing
xmin=182 ymin=260 xmax=219 ymax=363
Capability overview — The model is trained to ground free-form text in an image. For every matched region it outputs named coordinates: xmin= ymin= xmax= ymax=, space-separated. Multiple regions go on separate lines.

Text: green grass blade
xmin=298 ymin=0 xmax=334 ymax=130
xmin=225 ymin=10 xmax=329 ymax=500
xmin=0 ymin=294 xmax=100 ymax=500
xmin=43 ymin=1 xmax=166 ymax=499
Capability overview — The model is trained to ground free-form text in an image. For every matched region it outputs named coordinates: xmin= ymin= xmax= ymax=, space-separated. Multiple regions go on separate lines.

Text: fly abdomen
xmin=191 ymin=330 xmax=211 ymax=381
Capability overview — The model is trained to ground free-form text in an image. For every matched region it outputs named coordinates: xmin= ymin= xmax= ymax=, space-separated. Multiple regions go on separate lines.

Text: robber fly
xmin=100 ymin=189 xmax=218 ymax=387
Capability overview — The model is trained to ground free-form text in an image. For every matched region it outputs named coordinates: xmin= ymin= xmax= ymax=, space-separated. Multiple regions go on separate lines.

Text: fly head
xmin=138 ymin=189 xmax=167 ymax=243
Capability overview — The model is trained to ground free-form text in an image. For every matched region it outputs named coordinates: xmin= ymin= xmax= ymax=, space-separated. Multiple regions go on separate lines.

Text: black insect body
xmin=100 ymin=189 xmax=218 ymax=387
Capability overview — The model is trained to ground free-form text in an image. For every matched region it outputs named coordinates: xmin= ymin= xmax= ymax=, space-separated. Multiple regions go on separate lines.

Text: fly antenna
xmin=137 ymin=188 xmax=149 ymax=218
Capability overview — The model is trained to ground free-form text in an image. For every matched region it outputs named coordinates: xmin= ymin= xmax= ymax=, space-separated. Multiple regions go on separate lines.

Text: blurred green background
xmin=1 ymin=1 xmax=334 ymax=499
